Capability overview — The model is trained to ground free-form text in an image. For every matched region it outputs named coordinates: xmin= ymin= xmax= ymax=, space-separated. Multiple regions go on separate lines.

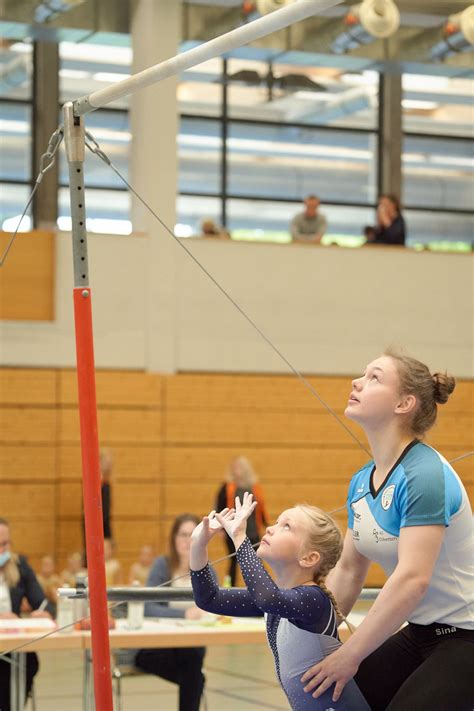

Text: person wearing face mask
xmin=0 ymin=517 xmax=53 ymax=710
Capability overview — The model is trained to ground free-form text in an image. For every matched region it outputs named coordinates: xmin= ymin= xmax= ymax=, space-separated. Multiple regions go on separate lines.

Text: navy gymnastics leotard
xmin=191 ymin=538 xmax=369 ymax=710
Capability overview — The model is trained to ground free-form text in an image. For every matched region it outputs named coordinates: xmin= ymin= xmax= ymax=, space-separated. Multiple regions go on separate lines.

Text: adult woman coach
xmin=301 ymin=349 xmax=473 ymax=710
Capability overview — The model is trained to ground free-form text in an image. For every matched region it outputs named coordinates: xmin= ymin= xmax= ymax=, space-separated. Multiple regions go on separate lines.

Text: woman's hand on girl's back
xmin=217 ymin=491 xmax=258 ymax=546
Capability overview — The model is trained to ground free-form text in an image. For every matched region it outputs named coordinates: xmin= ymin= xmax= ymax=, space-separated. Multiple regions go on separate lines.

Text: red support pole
xmin=73 ymin=286 xmax=113 ymax=711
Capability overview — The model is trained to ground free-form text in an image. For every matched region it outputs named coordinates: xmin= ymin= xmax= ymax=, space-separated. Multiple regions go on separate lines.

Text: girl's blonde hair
xmin=385 ymin=348 xmax=456 ymax=437
xmin=295 ymin=505 xmax=343 ymax=620
xmin=226 ymin=456 xmax=257 ymax=488
xmin=0 ymin=517 xmax=20 ymax=588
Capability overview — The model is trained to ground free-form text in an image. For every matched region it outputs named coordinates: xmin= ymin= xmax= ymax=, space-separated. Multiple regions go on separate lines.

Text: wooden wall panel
xmin=0 ymin=446 xmax=56 ymax=481
xmin=165 ymin=374 xmax=353 ymax=411
xmin=59 ymin=408 xmax=162 ymax=444
xmin=58 ymin=445 xmax=160 ymax=481
xmin=0 ymin=483 xmax=55 ymax=519
xmin=0 ymin=369 xmax=57 ymax=404
xmin=114 ymin=520 xmax=161 ymax=555
xmin=165 ymin=410 xmax=366 ymax=447
xmin=426 ymin=414 xmax=473 ymax=448
xmin=5 ymin=521 xmax=55 ymax=554
xmin=0 ymin=407 xmax=57 ymax=443
xmin=113 ymin=482 xmax=161 ymax=518
xmin=60 ymin=370 xmax=163 ymax=408
xmin=163 ymin=446 xmax=367 ymax=483
xmin=58 ymin=482 xmax=83 ymax=518
xmin=0 ymin=230 xmax=54 ymax=321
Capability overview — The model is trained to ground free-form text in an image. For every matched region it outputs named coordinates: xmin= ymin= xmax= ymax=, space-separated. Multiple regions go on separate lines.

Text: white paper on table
xmin=0 ymin=618 xmax=56 ymax=632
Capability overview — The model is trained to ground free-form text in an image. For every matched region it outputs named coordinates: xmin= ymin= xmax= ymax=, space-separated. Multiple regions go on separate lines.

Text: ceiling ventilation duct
xmin=430 ymin=6 xmax=474 ymax=61
xmin=331 ymin=0 xmax=400 ymax=53
xmin=255 ymin=0 xmax=294 ymax=16
xmin=34 ymin=0 xmax=86 ymax=24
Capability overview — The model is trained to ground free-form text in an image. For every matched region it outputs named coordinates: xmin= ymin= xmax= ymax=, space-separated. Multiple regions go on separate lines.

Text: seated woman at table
xmin=134 ymin=513 xmax=208 ymax=711
xmin=0 ymin=517 xmax=54 ymax=711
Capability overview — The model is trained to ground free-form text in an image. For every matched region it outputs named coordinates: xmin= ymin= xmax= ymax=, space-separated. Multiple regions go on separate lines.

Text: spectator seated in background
xmin=0 ymin=517 xmax=54 ymax=711
xmin=104 ymin=537 xmax=122 ymax=587
xmin=37 ymin=554 xmax=61 ymax=615
xmin=290 ymin=194 xmax=327 ymax=244
xmin=200 ymin=218 xmax=230 ymax=240
xmin=366 ymin=194 xmax=406 ymax=246
xmin=135 ymin=514 xmax=208 ymax=711
xmin=128 ymin=545 xmax=154 ymax=586
xmin=60 ymin=551 xmax=87 ymax=588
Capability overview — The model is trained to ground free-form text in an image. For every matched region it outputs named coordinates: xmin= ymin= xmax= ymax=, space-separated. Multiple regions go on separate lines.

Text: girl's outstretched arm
xmin=191 ymin=563 xmax=263 ymax=617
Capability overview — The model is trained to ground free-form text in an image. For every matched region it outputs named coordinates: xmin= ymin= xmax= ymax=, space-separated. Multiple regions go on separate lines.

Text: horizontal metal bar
xmin=72 ymin=0 xmax=343 ymax=116
xmin=59 ymin=585 xmax=381 ymax=603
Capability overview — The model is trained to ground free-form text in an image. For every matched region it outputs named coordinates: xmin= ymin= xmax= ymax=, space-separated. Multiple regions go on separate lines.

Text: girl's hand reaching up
xmin=216 ymin=492 xmax=257 ymax=549
xmin=191 ymin=509 xmax=232 ymax=548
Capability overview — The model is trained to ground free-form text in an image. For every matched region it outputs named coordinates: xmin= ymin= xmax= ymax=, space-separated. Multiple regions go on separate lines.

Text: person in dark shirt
xmin=366 ymin=194 xmax=406 ymax=246
xmin=215 ymin=456 xmax=268 ymax=585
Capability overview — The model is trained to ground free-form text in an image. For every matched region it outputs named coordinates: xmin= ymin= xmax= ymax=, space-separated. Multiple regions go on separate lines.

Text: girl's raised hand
xmin=191 ymin=509 xmax=232 ymax=547
xmin=216 ymin=491 xmax=257 ymax=544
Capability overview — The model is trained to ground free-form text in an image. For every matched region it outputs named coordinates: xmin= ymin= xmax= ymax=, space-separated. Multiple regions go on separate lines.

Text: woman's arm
xmin=301 ymin=524 xmax=445 ymax=701
xmin=144 ymin=557 xmax=185 ymax=619
xmin=21 ymin=557 xmax=54 ymax=617
xmin=326 ymin=530 xmax=371 ymax=617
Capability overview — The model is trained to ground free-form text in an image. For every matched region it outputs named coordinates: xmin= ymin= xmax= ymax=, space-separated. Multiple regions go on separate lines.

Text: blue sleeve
xmin=144 ymin=557 xmax=185 ymax=619
xmin=236 ymin=538 xmax=332 ymax=631
xmin=191 ymin=564 xmax=263 ymax=617
xmin=397 ymin=449 xmax=462 ymax=528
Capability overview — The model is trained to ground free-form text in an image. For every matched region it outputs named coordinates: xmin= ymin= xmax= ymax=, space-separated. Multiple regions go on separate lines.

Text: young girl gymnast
xmin=190 ymin=493 xmax=370 ymax=710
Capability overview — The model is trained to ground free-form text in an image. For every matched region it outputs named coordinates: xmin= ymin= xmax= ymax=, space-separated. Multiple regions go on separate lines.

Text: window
xmin=227 ymin=121 xmax=377 ymax=204
xmin=0 ymin=41 xmax=33 ymax=231
xmin=403 ymin=135 xmax=473 ymax=212
xmin=405 ymin=210 xmax=473 ymax=250
xmin=0 ymin=102 xmax=32 ymax=182
xmin=178 ymin=117 xmax=222 ymax=196
xmin=402 ymin=74 xmax=474 ymax=138
xmin=226 ymin=59 xmax=379 ymax=130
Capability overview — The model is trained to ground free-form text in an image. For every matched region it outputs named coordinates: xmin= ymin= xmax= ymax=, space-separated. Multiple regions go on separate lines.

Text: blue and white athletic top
xmin=348 ymin=440 xmax=474 ymax=629
xmin=191 ymin=538 xmax=369 ymax=710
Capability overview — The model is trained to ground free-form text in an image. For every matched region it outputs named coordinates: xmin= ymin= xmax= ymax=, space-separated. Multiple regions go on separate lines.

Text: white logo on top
xmin=381 ymin=484 xmax=395 ymax=510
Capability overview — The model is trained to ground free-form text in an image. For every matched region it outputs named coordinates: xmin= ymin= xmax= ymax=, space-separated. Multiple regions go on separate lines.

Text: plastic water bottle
xmin=127 ymin=581 xmax=144 ymax=630
xmin=56 ymin=585 xmax=75 ymax=633
xmin=73 ymin=574 xmax=89 ymax=624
